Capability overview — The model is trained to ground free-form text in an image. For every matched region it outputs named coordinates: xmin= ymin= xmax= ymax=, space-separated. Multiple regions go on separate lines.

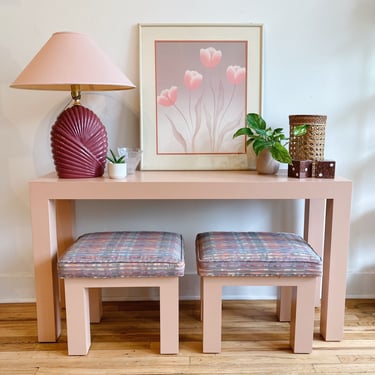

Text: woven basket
xmin=289 ymin=115 xmax=327 ymax=175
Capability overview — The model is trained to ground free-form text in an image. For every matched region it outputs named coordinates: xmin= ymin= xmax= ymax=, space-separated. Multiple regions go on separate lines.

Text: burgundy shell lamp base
xmin=50 ymin=105 xmax=108 ymax=178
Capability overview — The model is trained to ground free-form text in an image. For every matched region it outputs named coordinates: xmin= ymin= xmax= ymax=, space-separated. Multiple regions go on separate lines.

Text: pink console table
xmin=29 ymin=170 xmax=352 ymax=343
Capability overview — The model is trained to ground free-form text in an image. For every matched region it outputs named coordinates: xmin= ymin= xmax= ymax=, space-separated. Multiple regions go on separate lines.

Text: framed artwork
xmin=139 ymin=23 xmax=263 ymax=170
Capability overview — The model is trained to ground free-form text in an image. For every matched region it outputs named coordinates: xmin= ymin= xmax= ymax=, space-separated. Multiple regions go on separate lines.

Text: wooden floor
xmin=1 ymin=299 xmax=375 ymax=374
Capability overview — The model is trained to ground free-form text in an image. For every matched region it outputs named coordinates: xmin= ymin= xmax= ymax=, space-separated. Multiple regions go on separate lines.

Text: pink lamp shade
xmin=11 ymin=32 xmax=135 ymax=178
xmin=11 ymin=32 xmax=135 ymax=91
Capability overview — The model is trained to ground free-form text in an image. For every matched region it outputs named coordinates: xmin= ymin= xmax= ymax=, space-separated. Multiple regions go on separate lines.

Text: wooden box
xmin=288 ymin=160 xmax=313 ymax=178
xmin=315 ymin=160 xmax=336 ymax=178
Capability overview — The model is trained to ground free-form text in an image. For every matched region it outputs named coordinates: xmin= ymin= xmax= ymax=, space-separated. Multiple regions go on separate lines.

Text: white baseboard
xmin=346 ymin=272 xmax=375 ymax=299
xmin=0 ymin=274 xmax=36 ymax=303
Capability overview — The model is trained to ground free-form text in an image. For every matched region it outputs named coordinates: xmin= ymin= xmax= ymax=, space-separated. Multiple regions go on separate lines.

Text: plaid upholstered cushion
xmin=58 ymin=231 xmax=185 ymax=278
xmin=196 ymin=232 xmax=322 ymax=277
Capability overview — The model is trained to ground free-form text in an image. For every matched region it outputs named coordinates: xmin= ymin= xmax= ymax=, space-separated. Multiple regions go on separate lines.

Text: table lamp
xmin=10 ymin=31 xmax=135 ymax=178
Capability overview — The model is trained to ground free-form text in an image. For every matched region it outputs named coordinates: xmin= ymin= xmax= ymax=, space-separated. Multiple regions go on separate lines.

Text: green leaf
xmin=265 ymin=129 xmax=274 ymax=137
xmin=270 ymin=143 xmax=292 ymax=164
xmin=253 ymin=138 xmax=268 ymax=155
xmin=106 ymin=149 xmax=125 ymax=164
xmin=293 ymin=124 xmax=309 ymax=136
xmin=233 ymin=127 xmax=253 ymax=138
xmin=246 ymin=113 xmax=266 ymax=130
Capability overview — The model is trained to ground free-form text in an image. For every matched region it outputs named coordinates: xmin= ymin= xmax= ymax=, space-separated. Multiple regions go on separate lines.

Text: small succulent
xmin=106 ymin=149 xmax=126 ymax=164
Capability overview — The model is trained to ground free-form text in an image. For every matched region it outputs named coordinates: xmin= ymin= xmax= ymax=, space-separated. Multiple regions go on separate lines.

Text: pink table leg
xmin=304 ymin=199 xmax=326 ymax=305
xmin=30 ymin=191 xmax=77 ymax=342
xmin=320 ymin=193 xmax=351 ymax=341
xmin=30 ymin=191 xmax=61 ymax=342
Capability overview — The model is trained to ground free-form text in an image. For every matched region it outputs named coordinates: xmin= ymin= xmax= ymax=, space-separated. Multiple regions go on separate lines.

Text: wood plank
xmin=0 ymin=299 xmax=375 ymax=374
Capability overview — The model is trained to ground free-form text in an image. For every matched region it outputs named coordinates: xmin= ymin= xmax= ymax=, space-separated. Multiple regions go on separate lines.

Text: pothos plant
xmin=233 ymin=113 xmax=308 ymax=164
xmin=106 ymin=149 xmax=126 ymax=164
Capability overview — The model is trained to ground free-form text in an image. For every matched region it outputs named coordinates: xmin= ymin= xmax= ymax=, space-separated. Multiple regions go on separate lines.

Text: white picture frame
xmin=139 ymin=23 xmax=263 ymax=170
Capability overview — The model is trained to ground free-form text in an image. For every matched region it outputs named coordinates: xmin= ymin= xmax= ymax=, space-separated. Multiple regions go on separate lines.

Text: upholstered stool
xmin=58 ymin=231 xmax=185 ymax=355
xmin=195 ymin=231 xmax=322 ymax=354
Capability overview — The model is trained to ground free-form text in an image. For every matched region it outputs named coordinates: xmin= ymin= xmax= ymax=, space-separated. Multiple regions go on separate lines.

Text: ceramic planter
xmin=256 ymin=149 xmax=279 ymax=175
xmin=108 ymin=163 xmax=127 ymax=179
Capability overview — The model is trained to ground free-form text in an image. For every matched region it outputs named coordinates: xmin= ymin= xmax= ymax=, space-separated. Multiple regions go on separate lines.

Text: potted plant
xmin=233 ymin=113 xmax=307 ymax=174
xmin=106 ymin=149 xmax=127 ymax=179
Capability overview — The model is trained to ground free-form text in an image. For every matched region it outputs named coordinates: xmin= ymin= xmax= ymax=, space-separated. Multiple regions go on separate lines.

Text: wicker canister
xmin=289 ymin=115 xmax=327 ymax=175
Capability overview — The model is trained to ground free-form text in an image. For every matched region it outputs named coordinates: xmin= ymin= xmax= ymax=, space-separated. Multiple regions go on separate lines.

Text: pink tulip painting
xmin=155 ymin=41 xmax=247 ymax=154
xmin=226 ymin=65 xmax=246 ymax=85
xmin=184 ymin=70 xmax=203 ymax=90
xmin=157 ymin=86 xmax=178 ymax=106
xmin=200 ymin=47 xmax=222 ymax=68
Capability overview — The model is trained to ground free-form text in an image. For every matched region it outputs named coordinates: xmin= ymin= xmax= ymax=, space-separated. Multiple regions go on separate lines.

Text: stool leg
xmin=89 ymin=288 xmax=102 ymax=323
xmin=277 ymin=286 xmax=292 ymax=322
xmin=290 ymin=278 xmax=316 ymax=353
xmin=64 ymin=279 xmax=91 ymax=355
xmin=202 ymin=277 xmax=222 ymax=353
xmin=159 ymin=277 xmax=179 ymax=354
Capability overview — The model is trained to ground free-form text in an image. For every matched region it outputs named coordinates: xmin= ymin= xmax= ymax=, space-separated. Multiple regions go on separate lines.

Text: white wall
xmin=0 ymin=0 xmax=374 ymax=302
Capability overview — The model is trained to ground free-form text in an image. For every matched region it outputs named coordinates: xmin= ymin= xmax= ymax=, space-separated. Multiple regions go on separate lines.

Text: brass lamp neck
xmin=70 ymin=84 xmax=81 ymax=105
